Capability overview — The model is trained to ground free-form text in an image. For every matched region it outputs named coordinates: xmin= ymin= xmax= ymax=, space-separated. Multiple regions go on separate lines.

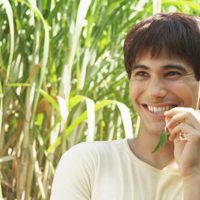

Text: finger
xmin=166 ymin=112 xmax=188 ymax=129
xmin=164 ymin=107 xmax=193 ymax=118
xmin=165 ymin=107 xmax=200 ymax=129
xmin=168 ymin=122 xmax=200 ymax=143
xmin=168 ymin=123 xmax=192 ymax=141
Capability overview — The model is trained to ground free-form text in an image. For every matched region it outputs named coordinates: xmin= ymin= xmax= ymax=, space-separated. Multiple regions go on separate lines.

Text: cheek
xmin=167 ymin=81 xmax=199 ymax=106
xmin=129 ymin=82 xmax=144 ymax=104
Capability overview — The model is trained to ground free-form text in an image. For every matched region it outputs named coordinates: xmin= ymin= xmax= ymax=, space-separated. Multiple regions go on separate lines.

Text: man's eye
xmin=166 ymin=71 xmax=182 ymax=77
xmin=135 ymin=71 xmax=148 ymax=77
xmin=131 ymin=71 xmax=149 ymax=80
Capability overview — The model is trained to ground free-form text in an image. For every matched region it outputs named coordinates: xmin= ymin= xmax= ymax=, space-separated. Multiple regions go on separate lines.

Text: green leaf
xmin=2 ymin=0 xmax=14 ymax=83
xmin=152 ymin=131 xmax=168 ymax=153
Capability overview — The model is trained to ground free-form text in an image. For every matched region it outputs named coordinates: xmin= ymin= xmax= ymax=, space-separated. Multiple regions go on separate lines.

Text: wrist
xmin=183 ymin=174 xmax=200 ymax=200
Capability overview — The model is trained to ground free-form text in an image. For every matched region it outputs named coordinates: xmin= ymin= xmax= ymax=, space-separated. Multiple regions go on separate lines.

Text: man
xmin=51 ymin=13 xmax=200 ymax=199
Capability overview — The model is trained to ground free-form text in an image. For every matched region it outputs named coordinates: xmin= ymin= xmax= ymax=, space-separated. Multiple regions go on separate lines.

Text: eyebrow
xmin=131 ymin=64 xmax=149 ymax=71
xmin=132 ymin=64 xmax=187 ymax=73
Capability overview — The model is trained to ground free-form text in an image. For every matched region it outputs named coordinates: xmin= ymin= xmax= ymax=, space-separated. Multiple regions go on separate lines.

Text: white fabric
xmin=51 ymin=139 xmax=183 ymax=200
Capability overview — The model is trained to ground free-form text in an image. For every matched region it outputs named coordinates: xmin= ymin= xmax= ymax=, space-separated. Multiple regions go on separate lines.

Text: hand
xmin=164 ymin=107 xmax=200 ymax=177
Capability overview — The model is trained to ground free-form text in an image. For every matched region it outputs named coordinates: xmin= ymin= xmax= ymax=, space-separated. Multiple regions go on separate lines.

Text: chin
xmin=142 ymin=121 xmax=165 ymax=135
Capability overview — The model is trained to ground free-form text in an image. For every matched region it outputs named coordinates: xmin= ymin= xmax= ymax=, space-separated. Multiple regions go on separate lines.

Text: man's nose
xmin=147 ymin=77 xmax=167 ymax=98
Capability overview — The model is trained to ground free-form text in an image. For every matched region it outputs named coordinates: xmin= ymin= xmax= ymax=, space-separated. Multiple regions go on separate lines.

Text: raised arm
xmin=165 ymin=107 xmax=200 ymax=200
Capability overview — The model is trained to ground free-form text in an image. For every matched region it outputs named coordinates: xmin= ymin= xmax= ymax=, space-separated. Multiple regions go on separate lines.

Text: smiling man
xmin=51 ymin=13 xmax=200 ymax=200
xmin=129 ymin=55 xmax=198 ymax=133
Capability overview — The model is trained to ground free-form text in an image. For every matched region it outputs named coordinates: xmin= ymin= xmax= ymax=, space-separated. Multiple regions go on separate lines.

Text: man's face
xmin=129 ymin=51 xmax=199 ymax=134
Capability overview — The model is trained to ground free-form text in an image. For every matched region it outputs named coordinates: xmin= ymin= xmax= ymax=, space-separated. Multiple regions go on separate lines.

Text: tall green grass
xmin=0 ymin=0 xmax=200 ymax=199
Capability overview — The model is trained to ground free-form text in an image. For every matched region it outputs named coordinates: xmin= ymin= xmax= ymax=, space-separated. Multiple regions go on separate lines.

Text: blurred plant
xmin=0 ymin=0 xmax=199 ymax=199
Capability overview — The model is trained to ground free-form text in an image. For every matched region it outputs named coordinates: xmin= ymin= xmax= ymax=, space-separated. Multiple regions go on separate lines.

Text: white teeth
xmin=147 ymin=105 xmax=174 ymax=113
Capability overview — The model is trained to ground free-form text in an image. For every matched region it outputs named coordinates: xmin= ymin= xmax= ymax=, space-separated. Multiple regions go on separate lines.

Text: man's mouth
xmin=142 ymin=104 xmax=177 ymax=113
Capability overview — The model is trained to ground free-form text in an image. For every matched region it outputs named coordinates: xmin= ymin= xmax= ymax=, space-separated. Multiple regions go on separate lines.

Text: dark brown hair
xmin=124 ymin=13 xmax=200 ymax=80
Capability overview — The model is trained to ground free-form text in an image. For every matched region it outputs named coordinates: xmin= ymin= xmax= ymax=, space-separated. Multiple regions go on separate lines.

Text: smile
xmin=142 ymin=104 xmax=177 ymax=113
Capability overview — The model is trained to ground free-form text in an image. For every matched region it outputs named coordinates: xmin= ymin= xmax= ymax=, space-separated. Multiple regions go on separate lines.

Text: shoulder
xmin=60 ymin=139 xmax=126 ymax=166
xmin=51 ymin=140 xmax=127 ymax=199
xmin=67 ymin=139 xmax=126 ymax=155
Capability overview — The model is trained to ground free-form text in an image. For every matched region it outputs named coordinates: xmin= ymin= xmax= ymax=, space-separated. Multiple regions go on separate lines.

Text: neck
xmin=128 ymin=128 xmax=176 ymax=170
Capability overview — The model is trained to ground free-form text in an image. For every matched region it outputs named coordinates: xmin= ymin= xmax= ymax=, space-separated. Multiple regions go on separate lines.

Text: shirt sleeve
xmin=50 ymin=143 xmax=97 ymax=200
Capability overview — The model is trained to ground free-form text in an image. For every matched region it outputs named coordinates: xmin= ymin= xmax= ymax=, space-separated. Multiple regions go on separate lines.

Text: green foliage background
xmin=0 ymin=0 xmax=200 ymax=199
